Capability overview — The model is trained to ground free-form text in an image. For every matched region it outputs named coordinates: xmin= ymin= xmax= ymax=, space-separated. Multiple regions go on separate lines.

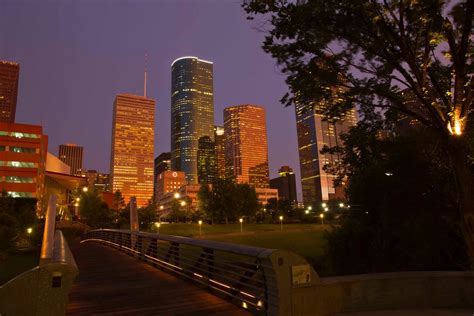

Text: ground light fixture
xmin=279 ymin=215 xmax=283 ymax=230
xmin=155 ymin=222 xmax=160 ymax=234
xmin=198 ymin=220 xmax=202 ymax=237
xmin=174 ymin=192 xmax=180 ymax=199
xmin=239 ymin=218 xmax=243 ymax=233
xmin=82 ymin=187 xmax=88 ymax=192
xmin=320 ymin=213 xmax=324 ymax=225
xmin=27 ymin=227 xmax=33 ymax=234
xmin=180 ymin=200 xmax=186 ymax=206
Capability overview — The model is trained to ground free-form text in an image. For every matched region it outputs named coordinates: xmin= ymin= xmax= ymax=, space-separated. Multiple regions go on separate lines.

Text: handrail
xmin=82 ymin=228 xmax=317 ymax=315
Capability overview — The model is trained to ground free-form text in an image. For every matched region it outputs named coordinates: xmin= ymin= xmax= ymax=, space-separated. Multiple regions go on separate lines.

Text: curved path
xmin=66 ymin=242 xmax=250 ymax=315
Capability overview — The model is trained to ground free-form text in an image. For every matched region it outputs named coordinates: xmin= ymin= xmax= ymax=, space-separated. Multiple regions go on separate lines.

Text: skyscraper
xmin=214 ymin=126 xmax=225 ymax=180
xmin=154 ymin=152 xmax=171 ymax=199
xmin=58 ymin=143 xmax=84 ymax=176
xmin=110 ymin=94 xmax=155 ymax=207
xmin=295 ymin=102 xmax=357 ymax=208
xmin=171 ymin=56 xmax=214 ymax=184
xmin=0 ymin=61 xmax=20 ymax=123
xmin=270 ymin=166 xmax=297 ymax=204
xmin=197 ymin=136 xmax=216 ymax=183
xmin=224 ymin=104 xmax=269 ymax=188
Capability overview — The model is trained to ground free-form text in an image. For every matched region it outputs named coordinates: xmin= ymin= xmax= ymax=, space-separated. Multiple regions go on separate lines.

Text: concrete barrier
xmin=0 ymin=230 xmax=79 ymax=316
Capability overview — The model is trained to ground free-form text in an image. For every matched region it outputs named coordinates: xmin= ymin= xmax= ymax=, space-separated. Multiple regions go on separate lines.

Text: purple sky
xmin=0 ymin=0 xmax=302 ymax=199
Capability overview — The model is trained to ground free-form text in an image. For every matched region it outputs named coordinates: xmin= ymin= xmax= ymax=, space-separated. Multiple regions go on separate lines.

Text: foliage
xmin=112 ymin=190 xmax=126 ymax=211
xmin=138 ymin=200 xmax=158 ymax=230
xmin=265 ymin=198 xmax=296 ymax=221
xmin=0 ymin=192 xmax=37 ymax=252
xmin=322 ymin=122 xmax=469 ymax=274
xmin=198 ymin=179 xmax=261 ymax=223
xmin=244 ymin=0 xmax=474 ymax=267
xmin=79 ymin=189 xmax=114 ymax=228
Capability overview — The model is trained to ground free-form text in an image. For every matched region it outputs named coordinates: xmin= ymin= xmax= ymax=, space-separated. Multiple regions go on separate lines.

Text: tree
xmin=243 ymin=0 xmax=474 ymax=267
xmin=112 ymin=190 xmax=126 ymax=212
xmin=79 ymin=189 xmax=114 ymax=228
xmin=138 ymin=200 xmax=158 ymax=230
xmin=235 ymin=183 xmax=260 ymax=220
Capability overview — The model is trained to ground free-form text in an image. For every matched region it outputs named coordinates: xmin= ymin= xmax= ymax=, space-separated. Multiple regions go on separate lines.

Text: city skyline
xmin=0 ymin=1 xmax=300 ymax=197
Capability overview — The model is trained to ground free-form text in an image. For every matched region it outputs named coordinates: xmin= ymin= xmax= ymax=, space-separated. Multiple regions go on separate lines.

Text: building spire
xmin=144 ymin=53 xmax=148 ymax=98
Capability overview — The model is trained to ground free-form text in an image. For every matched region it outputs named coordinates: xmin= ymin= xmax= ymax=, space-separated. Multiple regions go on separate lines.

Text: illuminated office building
xmin=59 ymin=143 xmax=83 ymax=176
xmin=296 ymin=100 xmax=357 ymax=208
xmin=171 ymin=56 xmax=214 ymax=184
xmin=0 ymin=61 xmax=20 ymax=123
xmin=224 ymin=104 xmax=269 ymax=188
xmin=270 ymin=166 xmax=297 ymax=204
xmin=0 ymin=123 xmax=48 ymax=207
xmin=110 ymin=94 xmax=154 ymax=207
xmin=214 ymin=126 xmax=225 ymax=179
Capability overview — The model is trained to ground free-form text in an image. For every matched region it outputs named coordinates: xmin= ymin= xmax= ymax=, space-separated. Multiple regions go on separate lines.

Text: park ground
xmin=155 ymin=223 xmax=327 ymax=267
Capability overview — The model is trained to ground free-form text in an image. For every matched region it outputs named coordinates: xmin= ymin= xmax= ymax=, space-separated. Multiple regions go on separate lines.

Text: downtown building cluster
xmin=1 ymin=55 xmax=358 ymax=216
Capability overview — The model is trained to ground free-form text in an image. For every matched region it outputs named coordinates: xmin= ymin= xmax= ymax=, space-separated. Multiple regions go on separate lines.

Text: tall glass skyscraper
xmin=110 ymin=94 xmax=155 ymax=207
xmin=171 ymin=56 xmax=214 ymax=184
xmin=224 ymin=104 xmax=269 ymax=188
xmin=296 ymin=101 xmax=357 ymax=208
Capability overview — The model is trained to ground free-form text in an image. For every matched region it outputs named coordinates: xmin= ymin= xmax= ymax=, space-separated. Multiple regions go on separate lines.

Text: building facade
xmin=110 ymin=94 xmax=155 ymax=207
xmin=270 ymin=166 xmax=297 ymax=204
xmin=0 ymin=123 xmax=48 ymax=205
xmin=224 ymin=104 xmax=269 ymax=188
xmin=154 ymin=152 xmax=171 ymax=199
xmin=85 ymin=169 xmax=110 ymax=192
xmin=58 ymin=143 xmax=84 ymax=176
xmin=155 ymin=170 xmax=186 ymax=202
xmin=197 ymin=135 xmax=216 ymax=183
xmin=295 ymin=101 xmax=357 ymax=208
xmin=214 ymin=126 xmax=225 ymax=180
xmin=171 ymin=56 xmax=214 ymax=184
xmin=0 ymin=61 xmax=19 ymax=123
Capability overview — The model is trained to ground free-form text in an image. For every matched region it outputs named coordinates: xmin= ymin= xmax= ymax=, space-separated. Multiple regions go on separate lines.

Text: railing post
xmin=40 ymin=194 xmax=57 ymax=265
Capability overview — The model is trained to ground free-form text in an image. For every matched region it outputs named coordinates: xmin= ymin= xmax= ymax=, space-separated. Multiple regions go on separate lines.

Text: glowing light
xmin=180 ymin=200 xmax=186 ymax=206
xmin=305 ymin=210 xmax=309 ymax=214
xmin=27 ymin=227 xmax=33 ymax=234
xmin=159 ymin=205 xmax=164 ymax=210
xmin=321 ymin=203 xmax=327 ymax=208
xmin=257 ymin=300 xmax=263 ymax=307
xmin=308 ymin=206 xmax=312 ymax=210
xmin=324 ymin=207 xmax=329 ymax=212
xmin=242 ymin=302 xmax=248 ymax=309
xmin=198 ymin=220 xmax=202 ymax=225
xmin=339 ymin=203 xmax=344 ymax=208
xmin=239 ymin=218 xmax=243 ymax=223
xmin=279 ymin=216 xmax=283 ymax=220
xmin=155 ymin=222 xmax=160 ymax=228
xmin=75 ymin=202 xmax=79 ymax=207
xmin=76 ymin=197 xmax=80 ymax=202
xmin=320 ymin=213 xmax=324 ymax=219
xmin=82 ymin=187 xmax=88 ymax=192
xmin=174 ymin=192 xmax=180 ymax=199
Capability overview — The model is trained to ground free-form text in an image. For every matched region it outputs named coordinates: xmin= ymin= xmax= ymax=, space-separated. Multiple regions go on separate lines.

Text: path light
xmin=27 ymin=227 xmax=33 ymax=235
xmin=239 ymin=218 xmax=243 ymax=233
xmin=155 ymin=222 xmax=161 ymax=234
xmin=159 ymin=205 xmax=164 ymax=210
xmin=324 ymin=207 xmax=329 ymax=212
xmin=279 ymin=215 xmax=283 ymax=230
xmin=174 ymin=192 xmax=180 ymax=199
xmin=305 ymin=210 xmax=309 ymax=214
xmin=198 ymin=220 xmax=202 ymax=237
xmin=320 ymin=213 xmax=324 ymax=226
xmin=76 ymin=197 xmax=80 ymax=202
xmin=308 ymin=206 xmax=312 ymax=211
xmin=321 ymin=202 xmax=327 ymax=208
xmin=82 ymin=187 xmax=88 ymax=192
xmin=339 ymin=203 xmax=344 ymax=208
xmin=180 ymin=200 xmax=186 ymax=207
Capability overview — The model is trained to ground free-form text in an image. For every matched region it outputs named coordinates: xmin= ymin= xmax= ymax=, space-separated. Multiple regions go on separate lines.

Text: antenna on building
xmin=144 ymin=53 xmax=148 ymax=98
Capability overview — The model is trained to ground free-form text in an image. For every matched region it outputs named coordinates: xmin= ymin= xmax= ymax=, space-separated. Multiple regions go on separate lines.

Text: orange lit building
xmin=110 ymin=94 xmax=155 ymax=207
xmin=0 ymin=61 xmax=20 ymax=123
xmin=155 ymin=170 xmax=186 ymax=201
xmin=0 ymin=123 xmax=48 ymax=204
xmin=58 ymin=143 xmax=84 ymax=176
xmin=224 ymin=104 xmax=269 ymax=188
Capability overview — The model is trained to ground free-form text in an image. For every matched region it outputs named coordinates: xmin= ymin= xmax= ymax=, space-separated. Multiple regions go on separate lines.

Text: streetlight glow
xmin=198 ymin=220 xmax=202 ymax=237
xmin=308 ymin=206 xmax=312 ymax=210
xmin=305 ymin=210 xmax=309 ymax=214
xmin=279 ymin=215 xmax=283 ymax=230
xmin=239 ymin=218 xmax=243 ymax=233
xmin=174 ymin=192 xmax=180 ymax=199
xmin=82 ymin=187 xmax=88 ymax=192
xmin=339 ymin=203 xmax=344 ymax=208
xmin=76 ymin=197 xmax=80 ymax=202
xmin=324 ymin=207 xmax=329 ymax=212
xmin=27 ymin=227 xmax=33 ymax=234
xmin=180 ymin=200 xmax=186 ymax=206
xmin=159 ymin=205 xmax=164 ymax=210
xmin=322 ymin=202 xmax=327 ymax=208
xmin=320 ymin=213 xmax=324 ymax=225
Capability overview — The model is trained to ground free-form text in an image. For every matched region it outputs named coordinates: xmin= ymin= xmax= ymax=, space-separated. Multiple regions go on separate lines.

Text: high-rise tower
xmin=171 ymin=56 xmax=214 ymax=184
xmin=224 ymin=104 xmax=269 ymax=188
xmin=214 ymin=126 xmax=225 ymax=180
xmin=58 ymin=144 xmax=84 ymax=176
xmin=0 ymin=61 xmax=20 ymax=123
xmin=295 ymin=101 xmax=357 ymax=208
xmin=110 ymin=94 xmax=155 ymax=207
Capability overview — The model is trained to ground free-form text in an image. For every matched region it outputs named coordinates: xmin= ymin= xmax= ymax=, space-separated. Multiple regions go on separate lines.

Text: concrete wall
xmin=0 ymin=231 xmax=78 ymax=316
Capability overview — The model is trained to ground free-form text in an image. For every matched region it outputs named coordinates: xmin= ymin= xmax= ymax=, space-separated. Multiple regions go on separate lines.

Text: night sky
xmin=0 ymin=0 xmax=301 ymax=199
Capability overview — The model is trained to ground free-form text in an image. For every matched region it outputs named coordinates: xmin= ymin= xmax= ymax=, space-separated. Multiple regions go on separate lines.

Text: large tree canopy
xmin=243 ymin=0 xmax=474 ymax=267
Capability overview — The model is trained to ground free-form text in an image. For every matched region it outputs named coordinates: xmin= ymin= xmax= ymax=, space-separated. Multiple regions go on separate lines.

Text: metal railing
xmin=82 ymin=229 xmax=280 ymax=314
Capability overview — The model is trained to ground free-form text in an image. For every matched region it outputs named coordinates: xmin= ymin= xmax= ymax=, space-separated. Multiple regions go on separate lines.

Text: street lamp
xmin=339 ymin=203 xmax=344 ymax=208
xmin=180 ymin=200 xmax=186 ymax=207
xmin=324 ymin=207 xmax=329 ymax=212
xmin=76 ymin=197 xmax=80 ymax=202
xmin=320 ymin=213 xmax=324 ymax=225
xmin=321 ymin=202 xmax=327 ymax=208
xmin=198 ymin=220 xmax=202 ymax=237
xmin=305 ymin=210 xmax=309 ymax=214
xmin=82 ymin=187 xmax=88 ymax=192
xmin=26 ymin=227 xmax=33 ymax=235
xmin=174 ymin=192 xmax=180 ymax=199
xmin=239 ymin=218 xmax=243 ymax=233
xmin=308 ymin=206 xmax=312 ymax=211
xmin=155 ymin=222 xmax=161 ymax=234
xmin=159 ymin=205 xmax=164 ymax=210
xmin=279 ymin=215 xmax=283 ymax=230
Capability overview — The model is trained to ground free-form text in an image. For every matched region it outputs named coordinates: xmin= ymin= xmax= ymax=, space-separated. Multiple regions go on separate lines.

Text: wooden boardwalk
xmin=66 ymin=242 xmax=250 ymax=315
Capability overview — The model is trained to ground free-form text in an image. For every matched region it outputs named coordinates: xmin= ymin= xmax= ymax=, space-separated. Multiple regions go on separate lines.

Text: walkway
xmin=66 ymin=242 xmax=250 ymax=315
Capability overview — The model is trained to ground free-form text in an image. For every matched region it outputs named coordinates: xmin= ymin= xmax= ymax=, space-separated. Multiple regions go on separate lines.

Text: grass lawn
xmin=0 ymin=250 xmax=39 ymax=285
xmin=155 ymin=223 xmax=328 ymax=268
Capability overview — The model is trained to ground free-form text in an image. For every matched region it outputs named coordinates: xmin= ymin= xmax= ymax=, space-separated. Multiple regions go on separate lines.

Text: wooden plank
xmin=66 ymin=242 xmax=251 ymax=315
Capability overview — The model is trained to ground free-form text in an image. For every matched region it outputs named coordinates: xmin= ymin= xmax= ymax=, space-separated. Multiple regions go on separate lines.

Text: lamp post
xmin=82 ymin=187 xmax=88 ymax=193
xmin=320 ymin=213 xmax=324 ymax=226
xmin=279 ymin=215 xmax=283 ymax=230
xmin=27 ymin=227 xmax=33 ymax=235
xmin=239 ymin=218 xmax=243 ymax=233
xmin=198 ymin=220 xmax=202 ymax=237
